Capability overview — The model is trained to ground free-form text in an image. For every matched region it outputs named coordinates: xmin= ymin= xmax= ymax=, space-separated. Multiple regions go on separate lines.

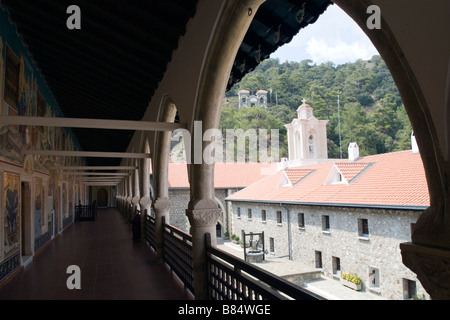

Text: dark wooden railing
xmin=144 ymin=214 xmax=156 ymax=251
xmin=162 ymin=217 xmax=194 ymax=294
xmin=75 ymin=203 xmax=97 ymax=221
xmin=205 ymin=233 xmax=323 ymax=300
xmin=140 ymin=208 xmax=323 ymax=300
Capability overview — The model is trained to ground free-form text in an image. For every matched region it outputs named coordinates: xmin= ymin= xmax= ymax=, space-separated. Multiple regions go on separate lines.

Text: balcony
xmin=0 ymin=205 xmax=324 ymax=300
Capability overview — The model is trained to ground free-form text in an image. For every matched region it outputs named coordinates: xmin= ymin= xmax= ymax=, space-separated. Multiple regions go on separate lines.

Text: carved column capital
xmin=139 ymin=196 xmax=152 ymax=208
xmin=401 ymin=242 xmax=450 ymax=299
xmin=186 ymin=208 xmax=222 ymax=227
xmin=131 ymin=196 xmax=140 ymax=206
xmin=153 ymin=198 xmax=171 ymax=213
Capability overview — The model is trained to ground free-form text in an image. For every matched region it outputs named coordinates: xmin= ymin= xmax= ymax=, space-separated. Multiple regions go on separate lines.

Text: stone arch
xmin=332 ymin=0 xmax=443 ymax=242
xmin=330 ymin=0 xmax=449 ymax=298
xmin=153 ymin=95 xmax=178 ymax=201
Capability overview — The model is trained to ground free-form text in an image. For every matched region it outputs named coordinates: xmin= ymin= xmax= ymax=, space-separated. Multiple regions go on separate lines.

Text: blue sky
xmin=270 ymin=4 xmax=379 ymax=65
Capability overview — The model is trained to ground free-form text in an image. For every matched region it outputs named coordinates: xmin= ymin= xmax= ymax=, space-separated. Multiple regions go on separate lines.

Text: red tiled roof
xmin=284 ymin=168 xmax=315 ymax=185
xmin=335 ymin=162 xmax=372 ymax=182
xmin=166 ymin=162 xmax=278 ymax=189
xmin=227 ymin=150 xmax=430 ymax=209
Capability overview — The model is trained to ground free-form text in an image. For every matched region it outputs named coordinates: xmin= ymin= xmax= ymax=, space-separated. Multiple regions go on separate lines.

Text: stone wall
xmin=168 ymin=189 xmax=190 ymax=232
xmin=168 ymin=188 xmax=236 ymax=236
xmin=230 ymin=201 xmax=429 ymax=300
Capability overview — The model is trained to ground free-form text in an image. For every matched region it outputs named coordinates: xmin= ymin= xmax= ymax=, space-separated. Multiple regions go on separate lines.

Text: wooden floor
xmin=0 ymin=208 xmax=194 ymax=300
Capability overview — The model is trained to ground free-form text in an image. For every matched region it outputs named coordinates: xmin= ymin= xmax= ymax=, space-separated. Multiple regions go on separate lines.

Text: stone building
xmin=0 ymin=0 xmax=448 ymax=301
xmin=238 ymin=89 xmax=268 ymax=109
xmin=163 ymin=162 xmax=277 ymax=236
xmin=227 ymin=143 xmax=430 ymax=299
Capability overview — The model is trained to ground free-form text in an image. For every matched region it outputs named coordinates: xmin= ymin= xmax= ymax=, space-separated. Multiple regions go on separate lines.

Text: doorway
xmin=20 ymin=181 xmax=32 ymax=259
xmin=97 ymin=188 xmax=108 ymax=207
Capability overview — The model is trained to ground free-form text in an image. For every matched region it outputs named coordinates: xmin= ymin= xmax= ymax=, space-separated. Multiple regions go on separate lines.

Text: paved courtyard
xmin=217 ymin=240 xmax=386 ymax=300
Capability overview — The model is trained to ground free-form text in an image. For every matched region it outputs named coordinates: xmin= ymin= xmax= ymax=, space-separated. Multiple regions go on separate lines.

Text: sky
xmin=270 ymin=4 xmax=379 ymax=65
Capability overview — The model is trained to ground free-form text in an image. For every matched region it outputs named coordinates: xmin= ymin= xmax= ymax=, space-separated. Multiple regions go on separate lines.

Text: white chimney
xmin=411 ymin=131 xmax=419 ymax=154
xmin=281 ymin=157 xmax=289 ymax=169
xmin=348 ymin=142 xmax=360 ymax=162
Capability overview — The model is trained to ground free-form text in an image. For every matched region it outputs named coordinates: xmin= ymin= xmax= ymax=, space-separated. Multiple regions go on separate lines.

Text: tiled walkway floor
xmin=0 ymin=208 xmax=194 ymax=300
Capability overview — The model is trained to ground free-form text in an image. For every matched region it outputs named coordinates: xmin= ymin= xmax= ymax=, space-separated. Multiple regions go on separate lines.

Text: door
xmin=21 ymin=181 xmax=32 ymax=257
xmin=97 ymin=188 xmax=108 ymax=207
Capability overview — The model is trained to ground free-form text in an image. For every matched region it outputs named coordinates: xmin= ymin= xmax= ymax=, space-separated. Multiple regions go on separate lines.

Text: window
xmin=315 ymin=251 xmax=322 ymax=269
xmin=358 ymin=218 xmax=369 ymax=238
xmin=332 ymin=256 xmax=341 ymax=277
xmin=322 ymin=215 xmax=330 ymax=232
xmin=369 ymin=267 xmax=380 ymax=292
xmin=276 ymin=211 xmax=282 ymax=224
xmin=403 ymin=279 xmax=417 ymax=299
xmin=248 ymin=208 xmax=252 ymax=220
xmin=269 ymin=237 xmax=275 ymax=253
xmin=261 ymin=210 xmax=266 ymax=222
xmin=4 ymin=46 xmax=20 ymax=109
xmin=298 ymin=213 xmax=305 ymax=228
xmin=237 ymin=207 xmax=241 ymax=219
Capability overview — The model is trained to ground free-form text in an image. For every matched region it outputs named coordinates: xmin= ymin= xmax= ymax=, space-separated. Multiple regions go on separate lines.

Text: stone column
xmin=186 ymin=207 xmax=221 ymax=299
xmin=140 ymin=146 xmax=152 ymax=240
xmin=131 ymin=166 xmax=140 ymax=211
xmin=126 ymin=172 xmax=133 ymax=219
xmin=153 ymin=197 xmax=171 ymax=262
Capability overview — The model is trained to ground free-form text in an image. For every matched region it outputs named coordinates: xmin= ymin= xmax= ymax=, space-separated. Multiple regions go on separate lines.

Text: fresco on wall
xmin=0 ymin=6 xmax=82 ymax=172
xmin=3 ymin=172 xmax=20 ymax=259
xmin=34 ymin=177 xmax=42 ymax=238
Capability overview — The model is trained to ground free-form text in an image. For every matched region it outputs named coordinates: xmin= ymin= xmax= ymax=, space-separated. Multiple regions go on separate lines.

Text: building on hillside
xmin=238 ymin=89 xmax=268 ymax=109
xmin=226 ymin=106 xmax=430 ymax=299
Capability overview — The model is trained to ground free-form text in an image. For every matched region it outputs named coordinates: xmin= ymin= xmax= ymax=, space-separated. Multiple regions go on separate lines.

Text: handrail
xmin=144 ymin=213 xmax=156 ymax=250
xmin=162 ymin=217 xmax=194 ymax=295
xmin=75 ymin=204 xmax=97 ymax=221
xmin=205 ymin=233 xmax=324 ymax=300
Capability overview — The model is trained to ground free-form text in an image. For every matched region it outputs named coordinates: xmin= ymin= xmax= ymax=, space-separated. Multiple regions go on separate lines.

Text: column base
xmin=401 ymin=242 xmax=450 ymax=300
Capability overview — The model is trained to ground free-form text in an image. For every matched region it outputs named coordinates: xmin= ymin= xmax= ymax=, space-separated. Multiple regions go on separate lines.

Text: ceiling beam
xmin=22 ymin=150 xmax=151 ymax=158
xmin=83 ymin=182 xmax=120 ymax=186
xmin=52 ymin=166 xmax=137 ymax=170
xmin=64 ymin=172 xmax=130 ymax=176
xmin=0 ymin=115 xmax=186 ymax=131
xmin=75 ymin=177 xmax=123 ymax=181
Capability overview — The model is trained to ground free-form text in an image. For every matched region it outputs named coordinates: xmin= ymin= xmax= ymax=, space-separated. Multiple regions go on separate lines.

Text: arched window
xmin=308 ymin=131 xmax=316 ymax=158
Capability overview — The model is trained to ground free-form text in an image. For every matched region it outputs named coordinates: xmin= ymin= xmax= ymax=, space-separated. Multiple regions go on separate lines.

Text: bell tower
xmin=285 ymin=100 xmax=329 ymax=160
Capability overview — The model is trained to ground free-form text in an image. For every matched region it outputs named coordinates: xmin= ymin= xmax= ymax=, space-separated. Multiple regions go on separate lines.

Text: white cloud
xmin=305 ymin=37 xmax=377 ymax=65
xmin=270 ymin=4 xmax=379 ymax=65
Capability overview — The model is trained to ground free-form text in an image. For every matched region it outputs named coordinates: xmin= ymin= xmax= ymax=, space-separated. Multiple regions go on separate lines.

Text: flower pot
xmin=340 ymin=278 xmax=362 ymax=291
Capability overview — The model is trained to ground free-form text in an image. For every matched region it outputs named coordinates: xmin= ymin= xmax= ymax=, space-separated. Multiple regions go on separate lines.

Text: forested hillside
xmin=220 ymin=55 xmax=412 ymax=159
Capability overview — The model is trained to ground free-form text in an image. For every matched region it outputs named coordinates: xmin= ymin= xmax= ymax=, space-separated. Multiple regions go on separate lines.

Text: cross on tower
xmin=302 ymin=98 xmax=307 ymax=105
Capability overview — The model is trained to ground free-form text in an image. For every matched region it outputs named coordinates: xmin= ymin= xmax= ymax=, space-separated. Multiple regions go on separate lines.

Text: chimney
xmin=348 ymin=142 xmax=360 ymax=162
xmin=281 ymin=157 xmax=289 ymax=169
xmin=411 ymin=131 xmax=419 ymax=154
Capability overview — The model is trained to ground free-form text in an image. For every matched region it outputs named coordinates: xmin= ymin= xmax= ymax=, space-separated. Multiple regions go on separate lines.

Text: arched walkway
xmin=0 ymin=208 xmax=193 ymax=300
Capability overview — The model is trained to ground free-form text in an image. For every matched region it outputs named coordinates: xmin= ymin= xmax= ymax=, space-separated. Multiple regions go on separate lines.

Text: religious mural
xmin=3 ymin=172 xmax=20 ymax=259
xmin=0 ymin=6 xmax=82 ymax=172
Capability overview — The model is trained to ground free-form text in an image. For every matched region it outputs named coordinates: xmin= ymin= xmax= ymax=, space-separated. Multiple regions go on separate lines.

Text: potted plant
xmin=231 ymin=234 xmax=239 ymax=244
xmin=341 ymin=272 xmax=362 ymax=291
